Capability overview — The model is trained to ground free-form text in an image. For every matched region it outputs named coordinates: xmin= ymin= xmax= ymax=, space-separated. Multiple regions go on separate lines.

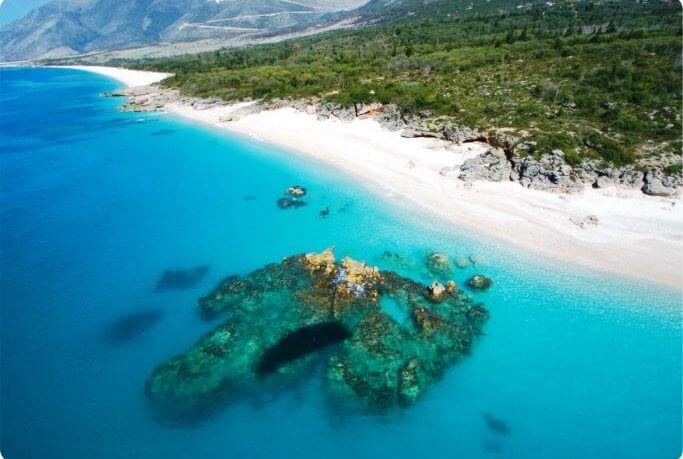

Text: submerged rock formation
xmin=146 ymin=248 xmax=488 ymax=418
xmin=425 ymin=252 xmax=452 ymax=275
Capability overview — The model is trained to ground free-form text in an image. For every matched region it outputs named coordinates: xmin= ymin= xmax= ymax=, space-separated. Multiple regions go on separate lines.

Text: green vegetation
xmin=123 ymin=0 xmax=682 ymax=166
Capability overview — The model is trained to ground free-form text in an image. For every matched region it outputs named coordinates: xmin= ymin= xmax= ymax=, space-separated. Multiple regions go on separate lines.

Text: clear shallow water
xmin=0 ymin=67 xmax=680 ymax=458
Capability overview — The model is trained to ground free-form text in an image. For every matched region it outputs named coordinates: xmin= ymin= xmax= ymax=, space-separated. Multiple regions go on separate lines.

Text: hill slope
xmin=0 ymin=0 xmax=368 ymax=61
xmin=128 ymin=0 xmax=681 ymax=189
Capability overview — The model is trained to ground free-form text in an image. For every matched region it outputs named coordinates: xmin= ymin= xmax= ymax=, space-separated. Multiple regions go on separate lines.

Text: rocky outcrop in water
xmin=146 ymin=248 xmax=488 ymax=418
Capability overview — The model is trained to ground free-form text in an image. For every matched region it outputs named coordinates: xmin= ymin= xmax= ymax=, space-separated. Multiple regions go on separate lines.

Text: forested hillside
xmin=126 ymin=0 xmax=682 ymax=168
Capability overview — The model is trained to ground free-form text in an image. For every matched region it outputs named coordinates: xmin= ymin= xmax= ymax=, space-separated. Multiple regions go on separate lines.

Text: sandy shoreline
xmin=66 ymin=65 xmax=683 ymax=288
xmin=53 ymin=65 xmax=172 ymax=87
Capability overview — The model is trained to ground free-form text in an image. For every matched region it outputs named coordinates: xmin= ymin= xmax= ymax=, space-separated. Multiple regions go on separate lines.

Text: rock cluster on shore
xmin=456 ymin=143 xmax=680 ymax=196
xmin=145 ymin=248 xmax=488 ymax=419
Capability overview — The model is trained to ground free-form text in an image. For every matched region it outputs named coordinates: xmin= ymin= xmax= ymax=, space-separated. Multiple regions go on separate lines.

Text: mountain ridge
xmin=0 ymin=0 xmax=368 ymax=61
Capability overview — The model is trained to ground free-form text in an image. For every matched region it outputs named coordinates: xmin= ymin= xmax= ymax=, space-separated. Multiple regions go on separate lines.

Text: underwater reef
xmin=145 ymin=249 xmax=488 ymax=418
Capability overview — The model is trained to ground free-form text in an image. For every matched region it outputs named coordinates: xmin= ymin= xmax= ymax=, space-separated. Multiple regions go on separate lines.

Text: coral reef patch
xmin=146 ymin=249 xmax=488 ymax=419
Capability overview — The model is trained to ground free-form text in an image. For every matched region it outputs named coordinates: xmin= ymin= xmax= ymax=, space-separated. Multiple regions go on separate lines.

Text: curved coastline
xmin=61 ymin=65 xmax=683 ymax=289
xmin=51 ymin=65 xmax=171 ymax=88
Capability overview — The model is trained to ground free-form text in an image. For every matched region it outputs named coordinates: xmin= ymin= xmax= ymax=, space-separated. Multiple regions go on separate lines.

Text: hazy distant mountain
xmin=0 ymin=0 xmax=368 ymax=61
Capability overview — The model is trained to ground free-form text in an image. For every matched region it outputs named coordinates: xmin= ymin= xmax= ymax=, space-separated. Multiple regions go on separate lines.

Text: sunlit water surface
xmin=1 ymin=68 xmax=680 ymax=458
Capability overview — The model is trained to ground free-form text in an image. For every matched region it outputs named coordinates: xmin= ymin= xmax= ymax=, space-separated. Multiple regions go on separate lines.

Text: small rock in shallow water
xmin=428 ymin=281 xmax=447 ymax=302
xmin=320 ymin=207 xmax=330 ymax=218
xmin=286 ymin=185 xmax=307 ymax=197
xmin=467 ymin=275 xmax=493 ymax=290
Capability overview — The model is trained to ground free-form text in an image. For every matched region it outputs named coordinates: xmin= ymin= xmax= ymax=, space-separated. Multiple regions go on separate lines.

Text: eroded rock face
xmin=146 ymin=249 xmax=488 ymax=418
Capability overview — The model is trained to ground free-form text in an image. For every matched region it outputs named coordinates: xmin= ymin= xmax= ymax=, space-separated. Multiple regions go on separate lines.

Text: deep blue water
xmin=0 ymin=67 xmax=680 ymax=459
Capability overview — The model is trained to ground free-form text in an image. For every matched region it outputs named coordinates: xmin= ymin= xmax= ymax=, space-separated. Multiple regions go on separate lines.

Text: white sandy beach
xmin=56 ymin=65 xmax=172 ymax=87
xmin=71 ymin=66 xmax=683 ymax=288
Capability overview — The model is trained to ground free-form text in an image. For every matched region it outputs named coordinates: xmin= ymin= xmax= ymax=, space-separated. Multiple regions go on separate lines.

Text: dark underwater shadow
xmin=155 ymin=265 xmax=210 ymax=292
xmin=255 ymin=322 xmax=351 ymax=377
xmin=102 ymin=308 xmax=165 ymax=344
xmin=151 ymin=129 xmax=177 ymax=136
xmin=484 ymin=413 xmax=510 ymax=436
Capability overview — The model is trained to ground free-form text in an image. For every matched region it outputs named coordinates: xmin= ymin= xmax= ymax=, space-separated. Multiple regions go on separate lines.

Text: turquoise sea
xmin=0 ymin=67 xmax=680 ymax=458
